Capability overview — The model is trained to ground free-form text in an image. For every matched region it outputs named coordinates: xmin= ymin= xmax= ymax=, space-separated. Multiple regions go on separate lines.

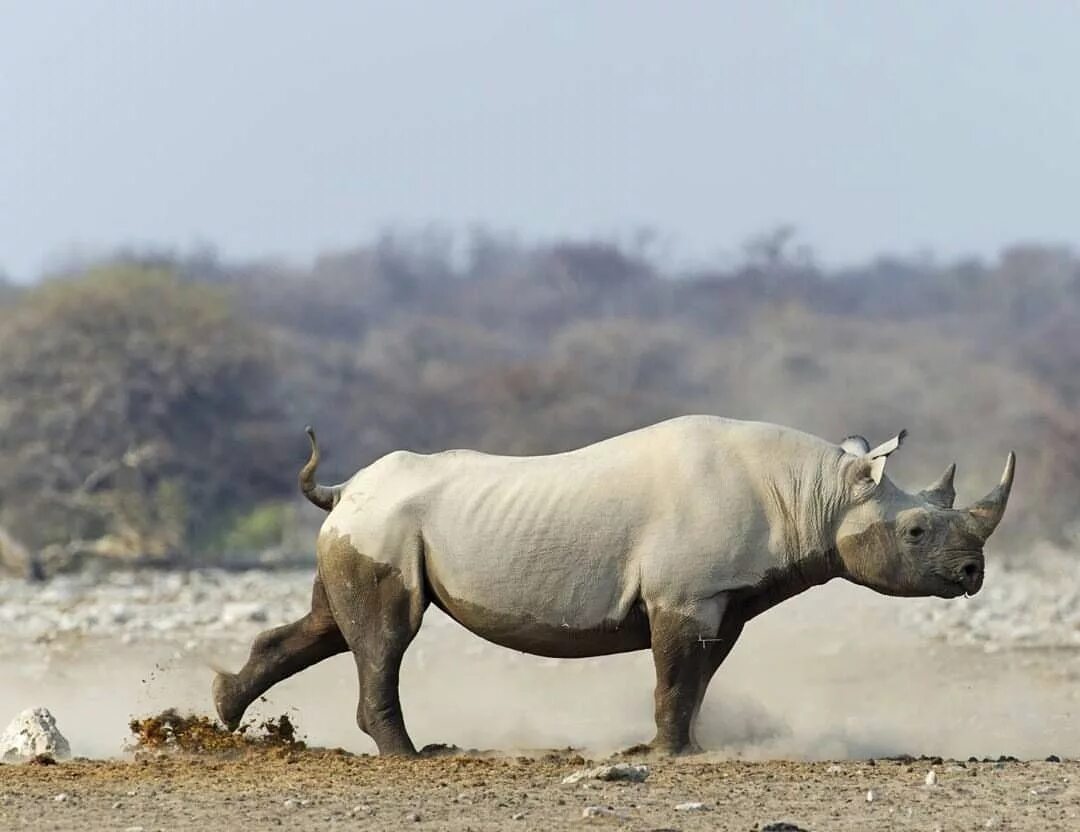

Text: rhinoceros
xmin=212 ymin=416 xmax=1015 ymax=755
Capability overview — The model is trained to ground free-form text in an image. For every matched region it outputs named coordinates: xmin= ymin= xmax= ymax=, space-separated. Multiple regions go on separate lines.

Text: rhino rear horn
xmin=919 ymin=463 xmax=957 ymax=508
xmin=967 ymin=452 xmax=1016 ymax=539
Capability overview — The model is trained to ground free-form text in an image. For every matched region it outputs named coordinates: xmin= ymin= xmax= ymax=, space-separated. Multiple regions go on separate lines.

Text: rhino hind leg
xmin=319 ymin=537 xmax=427 ymax=756
xmin=647 ymin=595 xmax=740 ymax=755
xmin=213 ymin=574 xmax=348 ymax=731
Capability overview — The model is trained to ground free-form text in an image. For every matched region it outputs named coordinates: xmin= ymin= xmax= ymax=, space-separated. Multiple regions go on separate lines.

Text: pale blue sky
xmin=2 ymin=1 xmax=1079 ymax=280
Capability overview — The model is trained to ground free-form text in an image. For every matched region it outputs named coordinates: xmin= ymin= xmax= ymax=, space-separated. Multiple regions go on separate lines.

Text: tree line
xmin=1 ymin=230 xmax=1077 ymax=575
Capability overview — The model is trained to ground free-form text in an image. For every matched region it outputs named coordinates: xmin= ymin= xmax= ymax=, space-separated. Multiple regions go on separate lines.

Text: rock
xmin=220 ymin=602 xmax=268 ymax=625
xmin=826 ymin=764 xmax=843 ymax=774
xmin=925 ymin=769 xmax=938 ymax=786
xmin=674 ymin=801 xmax=709 ymax=811
xmin=763 ymin=824 xmax=809 ymax=832
xmin=1 ymin=708 xmax=71 ymax=763
xmin=405 ymin=811 xmax=422 ymax=822
xmin=582 ymin=805 xmax=617 ymax=818
xmin=54 ymin=793 xmax=68 ymax=803
xmin=866 ymin=789 xmax=875 ymax=802
xmin=511 ymin=812 xmax=526 ymax=820
xmin=562 ymin=763 xmax=649 ymax=784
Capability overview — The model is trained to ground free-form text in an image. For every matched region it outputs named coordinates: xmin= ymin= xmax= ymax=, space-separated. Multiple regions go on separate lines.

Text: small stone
xmin=826 ymin=764 xmax=843 ymax=774
xmin=925 ymin=769 xmax=938 ymax=786
xmin=54 ymin=793 xmax=68 ymax=803
xmin=866 ymin=790 xmax=875 ymax=802
xmin=511 ymin=812 xmax=526 ymax=820
xmin=112 ymin=802 xmax=122 ymax=810
xmin=582 ymin=805 xmax=616 ymax=818
xmin=124 ymin=827 xmax=145 ymax=832
xmin=1046 ymin=755 xmax=1061 ymax=763
xmin=220 ymin=602 xmax=268 ymax=625
xmin=562 ymin=763 xmax=649 ymax=784
xmin=283 ymin=798 xmax=300 ymax=809
xmin=674 ymin=801 xmax=709 ymax=811
xmin=405 ymin=810 xmax=421 ymax=822
xmin=352 ymin=804 xmax=372 ymax=814
xmin=762 ymin=824 xmax=809 ymax=832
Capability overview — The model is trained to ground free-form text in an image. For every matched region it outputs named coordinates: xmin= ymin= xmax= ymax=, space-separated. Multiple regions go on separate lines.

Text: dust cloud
xmin=4 ymin=579 xmax=1077 ymax=762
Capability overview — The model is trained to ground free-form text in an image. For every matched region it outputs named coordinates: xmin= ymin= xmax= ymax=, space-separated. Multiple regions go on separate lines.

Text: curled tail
xmin=299 ymin=426 xmax=343 ymax=511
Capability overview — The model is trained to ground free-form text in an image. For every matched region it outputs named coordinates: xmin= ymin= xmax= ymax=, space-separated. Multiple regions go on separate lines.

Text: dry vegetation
xmin=1 ymin=229 xmax=1078 ymax=575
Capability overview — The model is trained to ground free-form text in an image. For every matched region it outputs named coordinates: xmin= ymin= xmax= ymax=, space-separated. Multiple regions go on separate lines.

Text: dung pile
xmin=128 ymin=708 xmax=305 ymax=757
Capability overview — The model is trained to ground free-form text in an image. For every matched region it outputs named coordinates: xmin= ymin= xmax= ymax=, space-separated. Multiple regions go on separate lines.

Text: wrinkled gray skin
xmin=213 ymin=416 xmax=1015 ymax=755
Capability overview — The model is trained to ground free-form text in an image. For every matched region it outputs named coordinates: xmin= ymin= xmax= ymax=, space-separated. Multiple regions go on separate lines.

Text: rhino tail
xmin=299 ymin=426 xmax=343 ymax=511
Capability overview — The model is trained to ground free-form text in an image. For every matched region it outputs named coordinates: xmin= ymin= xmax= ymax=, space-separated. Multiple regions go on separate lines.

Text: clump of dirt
xmin=128 ymin=709 xmax=306 ymax=757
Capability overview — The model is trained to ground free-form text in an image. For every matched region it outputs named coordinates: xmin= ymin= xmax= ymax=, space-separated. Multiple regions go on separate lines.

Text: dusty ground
xmin=2 ymin=750 xmax=1077 ymax=831
xmin=2 ymin=556 xmax=1080 ymax=830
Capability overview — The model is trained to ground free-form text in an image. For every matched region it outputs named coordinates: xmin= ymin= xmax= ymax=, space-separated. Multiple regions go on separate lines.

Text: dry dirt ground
xmin=3 ymin=568 xmax=1080 ymax=830
xmin=2 ymin=750 xmax=1078 ymax=831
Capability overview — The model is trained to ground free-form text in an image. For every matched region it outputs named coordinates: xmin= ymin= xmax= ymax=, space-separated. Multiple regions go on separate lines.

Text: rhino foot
xmin=618 ymin=738 xmax=705 ymax=758
xmin=211 ymin=671 xmax=246 ymax=732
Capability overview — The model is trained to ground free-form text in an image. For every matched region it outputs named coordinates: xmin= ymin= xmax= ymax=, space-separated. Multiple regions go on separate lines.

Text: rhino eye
xmin=907 ymin=526 xmax=925 ymax=540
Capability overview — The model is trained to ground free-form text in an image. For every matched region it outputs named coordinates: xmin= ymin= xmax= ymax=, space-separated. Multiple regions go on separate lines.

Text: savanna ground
xmin=3 ymin=568 xmax=1079 ymax=830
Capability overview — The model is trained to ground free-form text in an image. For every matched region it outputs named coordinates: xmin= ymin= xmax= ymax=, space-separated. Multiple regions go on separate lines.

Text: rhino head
xmin=832 ymin=432 xmax=1015 ymax=599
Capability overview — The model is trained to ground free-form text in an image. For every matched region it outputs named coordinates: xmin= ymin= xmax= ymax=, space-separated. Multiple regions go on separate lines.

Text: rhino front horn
xmin=967 ymin=452 xmax=1016 ymax=539
xmin=919 ymin=463 xmax=957 ymax=508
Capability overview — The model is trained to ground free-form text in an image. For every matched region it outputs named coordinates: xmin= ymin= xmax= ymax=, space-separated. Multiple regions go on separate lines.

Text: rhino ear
xmin=840 ymin=435 xmax=871 ymax=456
xmin=847 ymin=429 xmax=907 ymax=488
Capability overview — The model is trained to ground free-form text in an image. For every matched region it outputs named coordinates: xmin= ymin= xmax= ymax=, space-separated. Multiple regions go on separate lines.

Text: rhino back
xmin=321 ymin=416 xmax=840 ymax=638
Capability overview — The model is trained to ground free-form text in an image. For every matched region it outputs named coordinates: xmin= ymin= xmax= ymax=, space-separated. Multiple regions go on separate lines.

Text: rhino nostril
xmin=961 ymin=562 xmax=981 ymax=580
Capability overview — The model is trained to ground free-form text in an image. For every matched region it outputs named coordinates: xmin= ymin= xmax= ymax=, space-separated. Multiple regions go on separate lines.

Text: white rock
xmin=562 ymin=763 xmax=649 ymax=784
xmin=925 ymin=769 xmax=938 ymax=786
xmin=582 ymin=805 xmax=617 ymax=818
xmin=220 ymin=602 xmax=268 ymax=625
xmin=866 ymin=789 xmax=875 ymax=802
xmin=54 ymin=793 xmax=68 ymax=803
xmin=675 ymin=801 xmax=709 ymax=811
xmin=1 ymin=707 xmax=71 ymax=762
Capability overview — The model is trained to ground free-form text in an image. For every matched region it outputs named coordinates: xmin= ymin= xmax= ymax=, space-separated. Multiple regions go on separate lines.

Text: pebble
xmin=582 ymin=805 xmax=617 ymax=818
xmin=405 ymin=811 xmax=422 ymax=822
xmin=562 ymin=763 xmax=649 ymax=784
xmin=674 ymin=801 xmax=709 ymax=812
xmin=53 ymin=793 xmax=68 ymax=803
xmin=925 ymin=769 xmax=938 ymax=786
xmin=511 ymin=811 xmax=526 ymax=820
xmin=866 ymin=789 xmax=875 ymax=802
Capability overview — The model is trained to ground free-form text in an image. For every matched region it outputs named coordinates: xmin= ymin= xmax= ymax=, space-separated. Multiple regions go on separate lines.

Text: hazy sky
xmin=3 ymin=1 xmax=1079 ymax=280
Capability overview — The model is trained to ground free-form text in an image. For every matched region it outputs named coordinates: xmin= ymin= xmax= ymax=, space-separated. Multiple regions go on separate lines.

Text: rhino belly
xmin=425 ymin=567 xmax=651 ymax=657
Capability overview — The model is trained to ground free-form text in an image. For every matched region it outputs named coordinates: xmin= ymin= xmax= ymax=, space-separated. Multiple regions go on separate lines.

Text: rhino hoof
xmin=211 ymin=672 xmax=244 ymax=731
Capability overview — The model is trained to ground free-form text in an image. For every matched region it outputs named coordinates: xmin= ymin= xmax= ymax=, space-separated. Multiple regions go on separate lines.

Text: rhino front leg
xmin=647 ymin=594 xmax=735 ymax=755
xmin=213 ymin=574 xmax=348 ymax=730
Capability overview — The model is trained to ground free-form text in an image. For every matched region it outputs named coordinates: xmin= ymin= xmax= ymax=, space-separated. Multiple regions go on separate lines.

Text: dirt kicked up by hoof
xmin=127 ymin=709 xmax=306 ymax=757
